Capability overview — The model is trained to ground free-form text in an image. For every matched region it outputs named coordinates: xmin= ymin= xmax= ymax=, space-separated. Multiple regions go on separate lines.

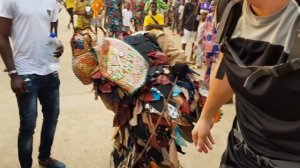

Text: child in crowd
xmin=64 ymin=0 xmax=75 ymax=29
xmin=104 ymin=0 xmax=123 ymax=38
xmin=171 ymin=0 xmax=180 ymax=35
xmin=193 ymin=9 xmax=209 ymax=68
xmin=91 ymin=0 xmax=107 ymax=35
xmin=50 ymin=0 xmax=63 ymax=36
xmin=178 ymin=0 xmax=185 ymax=22
xmin=143 ymin=2 xmax=164 ymax=31
xmin=122 ymin=2 xmax=133 ymax=33
xmin=74 ymin=0 xmax=92 ymax=28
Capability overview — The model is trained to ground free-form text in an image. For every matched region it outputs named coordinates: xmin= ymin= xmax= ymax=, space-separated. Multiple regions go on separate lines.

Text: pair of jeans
xmin=17 ymin=72 xmax=60 ymax=168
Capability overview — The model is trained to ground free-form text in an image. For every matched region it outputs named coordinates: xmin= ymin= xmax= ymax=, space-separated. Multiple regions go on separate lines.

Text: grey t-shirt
xmin=222 ymin=0 xmax=300 ymax=161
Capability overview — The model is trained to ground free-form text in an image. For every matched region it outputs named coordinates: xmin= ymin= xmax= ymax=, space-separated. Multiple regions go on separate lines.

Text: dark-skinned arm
xmin=50 ymin=22 xmax=55 ymax=34
xmin=0 ymin=17 xmax=27 ymax=96
xmin=49 ymin=21 xmax=64 ymax=58
xmin=180 ymin=4 xmax=188 ymax=35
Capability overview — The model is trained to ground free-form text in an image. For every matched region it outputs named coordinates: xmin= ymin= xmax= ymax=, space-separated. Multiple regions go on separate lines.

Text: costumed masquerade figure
xmin=70 ymin=27 xmax=222 ymax=167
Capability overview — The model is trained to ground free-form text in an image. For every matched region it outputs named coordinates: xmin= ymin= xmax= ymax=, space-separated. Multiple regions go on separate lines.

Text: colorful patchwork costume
xmin=70 ymin=28 xmax=221 ymax=167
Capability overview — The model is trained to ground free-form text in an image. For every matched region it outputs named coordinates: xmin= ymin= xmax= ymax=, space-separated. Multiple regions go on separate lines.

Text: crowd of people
xmin=1 ymin=0 xmax=300 ymax=167
xmin=54 ymin=0 xmax=220 ymax=83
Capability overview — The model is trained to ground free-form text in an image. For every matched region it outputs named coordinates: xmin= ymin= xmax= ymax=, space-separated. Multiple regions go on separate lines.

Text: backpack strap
xmin=216 ymin=0 xmax=300 ymax=89
xmin=214 ymin=0 xmax=243 ymax=80
xmin=215 ymin=0 xmax=231 ymax=24
xmin=216 ymin=0 xmax=243 ymax=44
xmin=223 ymin=18 xmax=300 ymax=89
xmin=151 ymin=16 xmax=159 ymax=25
xmin=289 ymin=20 xmax=300 ymax=61
xmin=150 ymin=15 xmax=164 ymax=30
xmin=243 ymin=20 xmax=300 ymax=89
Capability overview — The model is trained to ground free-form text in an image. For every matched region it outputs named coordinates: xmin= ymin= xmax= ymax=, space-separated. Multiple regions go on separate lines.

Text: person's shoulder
xmin=47 ymin=0 xmax=57 ymax=4
xmin=158 ymin=13 xmax=164 ymax=17
xmin=0 ymin=0 xmax=17 ymax=14
xmin=291 ymin=0 xmax=300 ymax=8
xmin=1 ymin=0 xmax=16 ymax=5
xmin=287 ymin=0 xmax=300 ymax=19
xmin=207 ymin=12 xmax=214 ymax=17
xmin=293 ymin=0 xmax=300 ymax=6
xmin=185 ymin=2 xmax=191 ymax=6
xmin=215 ymin=0 xmax=242 ymax=24
xmin=144 ymin=15 xmax=151 ymax=19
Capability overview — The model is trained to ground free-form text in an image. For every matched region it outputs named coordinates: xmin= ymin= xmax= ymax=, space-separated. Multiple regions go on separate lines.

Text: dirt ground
xmin=0 ymin=9 xmax=235 ymax=168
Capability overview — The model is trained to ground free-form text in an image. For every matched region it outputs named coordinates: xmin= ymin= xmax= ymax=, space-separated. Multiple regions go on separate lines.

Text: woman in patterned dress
xmin=130 ymin=0 xmax=145 ymax=31
xmin=104 ymin=0 xmax=123 ymax=38
xmin=202 ymin=0 xmax=219 ymax=84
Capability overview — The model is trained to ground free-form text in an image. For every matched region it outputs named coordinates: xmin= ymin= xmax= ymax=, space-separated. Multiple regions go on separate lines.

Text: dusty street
xmin=0 ymin=9 xmax=235 ymax=168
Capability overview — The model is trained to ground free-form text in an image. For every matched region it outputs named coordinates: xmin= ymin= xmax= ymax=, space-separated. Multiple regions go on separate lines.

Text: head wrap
xmin=200 ymin=2 xmax=211 ymax=11
xmin=200 ymin=9 xmax=209 ymax=14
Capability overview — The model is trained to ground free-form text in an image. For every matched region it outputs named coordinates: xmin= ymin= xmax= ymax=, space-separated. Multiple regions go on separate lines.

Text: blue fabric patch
xmin=174 ymin=126 xmax=187 ymax=147
xmin=172 ymin=85 xmax=182 ymax=96
xmin=151 ymin=91 xmax=161 ymax=101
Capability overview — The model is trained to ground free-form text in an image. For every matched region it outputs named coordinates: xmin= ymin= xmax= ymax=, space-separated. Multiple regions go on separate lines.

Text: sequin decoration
xmin=94 ymin=38 xmax=149 ymax=94
xmin=72 ymin=51 xmax=98 ymax=85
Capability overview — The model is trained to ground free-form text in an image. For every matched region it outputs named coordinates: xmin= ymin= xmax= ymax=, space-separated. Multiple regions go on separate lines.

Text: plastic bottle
xmin=48 ymin=33 xmax=61 ymax=71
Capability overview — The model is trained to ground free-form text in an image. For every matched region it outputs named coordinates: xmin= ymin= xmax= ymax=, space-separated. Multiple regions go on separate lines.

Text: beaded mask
xmin=93 ymin=38 xmax=149 ymax=94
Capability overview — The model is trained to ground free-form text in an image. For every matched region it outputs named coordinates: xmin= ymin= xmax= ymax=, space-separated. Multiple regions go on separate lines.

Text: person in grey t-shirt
xmin=192 ymin=0 xmax=300 ymax=167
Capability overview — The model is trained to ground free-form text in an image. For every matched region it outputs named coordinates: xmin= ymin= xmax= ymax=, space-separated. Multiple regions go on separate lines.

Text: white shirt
xmin=0 ymin=0 xmax=58 ymax=75
xmin=53 ymin=1 xmax=62 ymax=22
xmin=196 ymin=22 xmax=205 ymax=42
xmin=122 ymin=9 xmax=133 ymax=27
xmin=178 ymin=5 xmax=184 ymax=19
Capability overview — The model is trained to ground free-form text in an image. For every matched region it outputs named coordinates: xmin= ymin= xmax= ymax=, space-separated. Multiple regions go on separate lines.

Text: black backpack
xmin=215 ymin=0 xmax=300 ymax=89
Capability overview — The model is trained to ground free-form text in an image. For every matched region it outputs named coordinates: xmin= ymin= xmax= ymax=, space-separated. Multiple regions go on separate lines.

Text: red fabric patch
xmin=143 ymin=92 xmax=155 ymax=101
xmin=180 ymin=96 xmax=190 ymax=114
xmin=148 ymin=51 xmax=170 ymax=65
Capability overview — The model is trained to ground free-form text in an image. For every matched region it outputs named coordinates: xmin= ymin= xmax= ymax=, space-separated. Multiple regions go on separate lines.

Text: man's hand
xmin=10 ymin=74 xmax=27 ymax=96
xmin=192 ymin=118 xmax=215 ymax=153
xmin=54 ymin=44 xmax=64 ymax=58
